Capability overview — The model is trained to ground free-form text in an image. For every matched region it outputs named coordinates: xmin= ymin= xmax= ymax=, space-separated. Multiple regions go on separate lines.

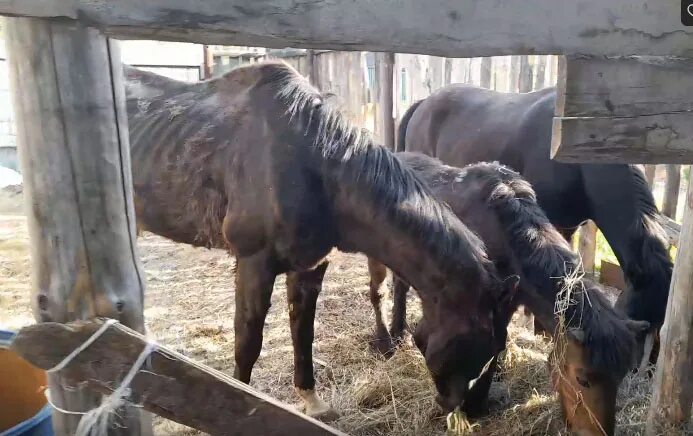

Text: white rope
xmin=47 ymin=319 xmax=118 ymax=373
xmin=44 ymin=319 xmax=158 ymax=436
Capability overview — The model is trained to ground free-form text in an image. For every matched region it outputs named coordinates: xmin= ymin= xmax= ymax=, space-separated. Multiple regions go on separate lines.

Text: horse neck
xmin=325 ymin=160 xmax=488 ymax=297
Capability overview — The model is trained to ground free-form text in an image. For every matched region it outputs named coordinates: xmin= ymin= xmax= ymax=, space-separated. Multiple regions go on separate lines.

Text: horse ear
xmin=567 ymin=327 xmax=585 ymax=344
xmin=624 ymin=319 xmax=650 ymax=338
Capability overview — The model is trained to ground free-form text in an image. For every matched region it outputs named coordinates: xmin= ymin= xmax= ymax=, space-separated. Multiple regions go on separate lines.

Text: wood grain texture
xmin=2 ymin=0 xmax=691 ymax=56
xmin=556 ymin=56 xmax=693 ymax=118
xmin=646 ymin=176 xmax=693 ymax=434
xmin=577 ymin=221 xmax=597 ymax=274
xmin=10 ymin=319 xmax=347 ymax=436
xmin=376 ymin=52 xmax=395 ymax=150
xmin=5 ymin=17 xmax=148 ymax=434
xmin=551 ymin=113 xmax=693 ymax=164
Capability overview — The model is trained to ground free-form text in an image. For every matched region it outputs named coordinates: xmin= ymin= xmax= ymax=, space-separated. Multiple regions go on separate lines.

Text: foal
xmin=125 ymin=63 xmax=515 ymax=417
xmin=368 ymin=154 xmax=649 ymax=435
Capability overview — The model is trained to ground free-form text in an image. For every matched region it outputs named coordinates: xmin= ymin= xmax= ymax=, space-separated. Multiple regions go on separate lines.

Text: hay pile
xmin=0 ymin=210 xmax=665 ymax=435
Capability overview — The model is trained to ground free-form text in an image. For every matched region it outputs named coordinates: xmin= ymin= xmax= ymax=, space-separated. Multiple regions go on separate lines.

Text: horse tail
xmin=579 ymin=164 xmax=673 ymax=328
xmin=396 ymin=99 xmax=422 ymax=152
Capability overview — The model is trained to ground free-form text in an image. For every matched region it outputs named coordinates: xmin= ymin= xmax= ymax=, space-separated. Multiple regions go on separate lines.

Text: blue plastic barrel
xmin=0 ymin=329 xmax=54 ymax=436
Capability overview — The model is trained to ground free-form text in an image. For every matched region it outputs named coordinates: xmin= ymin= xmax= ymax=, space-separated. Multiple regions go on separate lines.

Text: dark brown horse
xmin=124 ymin=63 xmax=515 ymax=417
xmin=368 ymin=154 xmax=649 ymax=435
xmin=397 ymin=85 xmax=673 ymax=363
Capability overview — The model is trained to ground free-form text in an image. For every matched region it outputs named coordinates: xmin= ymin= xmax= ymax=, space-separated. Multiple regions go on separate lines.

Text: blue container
xmin=0 ymin=329 xmax=54 ymax=436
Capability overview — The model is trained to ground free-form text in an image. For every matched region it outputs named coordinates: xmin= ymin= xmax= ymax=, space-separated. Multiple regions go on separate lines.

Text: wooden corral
xmin=1 ymin=0 xmax=692 ymax=434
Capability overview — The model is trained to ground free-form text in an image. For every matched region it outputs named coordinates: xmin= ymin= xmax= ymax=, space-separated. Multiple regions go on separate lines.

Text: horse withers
xmin=368 ymin=155 xmax=649 ymax=435
xmin=396 ymin=85 xmax=673 ymax=366
xmin=124 ymin=62 xmax=516 ymax=417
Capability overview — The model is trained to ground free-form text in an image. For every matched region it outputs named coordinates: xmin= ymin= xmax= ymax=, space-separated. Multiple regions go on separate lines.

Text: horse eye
xmin=576 ymin=375 xmax=591 ymax=388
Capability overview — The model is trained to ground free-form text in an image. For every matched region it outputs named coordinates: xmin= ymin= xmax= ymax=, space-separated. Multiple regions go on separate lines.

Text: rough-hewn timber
xmin=0 ymin=1 xmax=691 ymax=57
xmin=10 ymin=319 xmax=347 ymax=436
xmin=646 ymin=176 xmax=693 ymax=434
xmin=5 ymin=17 xmax=149 ymax=435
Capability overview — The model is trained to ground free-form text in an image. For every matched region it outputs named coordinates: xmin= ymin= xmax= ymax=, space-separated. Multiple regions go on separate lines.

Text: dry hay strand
xmin=323 ymin=333 xmax=444 ymax=436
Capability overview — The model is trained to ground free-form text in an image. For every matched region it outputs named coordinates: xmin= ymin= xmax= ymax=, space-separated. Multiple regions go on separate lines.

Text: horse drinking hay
xmin=124 ymin=62 xmax=517 ymax=419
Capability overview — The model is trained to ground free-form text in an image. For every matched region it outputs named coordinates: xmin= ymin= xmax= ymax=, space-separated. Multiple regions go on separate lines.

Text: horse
xmin=396 ymin=85 xmax=673 ymax=364
xmin=124 ymin=62 xmax=517 ymax=418
xmin=367 ymin=154 xmax=650 ymax=435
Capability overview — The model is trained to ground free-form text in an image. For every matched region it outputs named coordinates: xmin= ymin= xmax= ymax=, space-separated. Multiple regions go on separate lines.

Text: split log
xmin=5 ymin=17 xmax=149 ymax=435
xmin=646 ymin=176 xmax=693 ymax=434
xmin=1 ymin=1 xmax=691 ymax=57
xmin=552 ymin=56 xmax=693 ymax=164
xmin=10 ymin=319 xmax=347 ymax=436
xmin=662 ymin=164 xmax=681 ymax=219
xmin=375 ymin=52 xmax=395 ymax=150
xmin=578 ymin=221 xmax=597 ymax=275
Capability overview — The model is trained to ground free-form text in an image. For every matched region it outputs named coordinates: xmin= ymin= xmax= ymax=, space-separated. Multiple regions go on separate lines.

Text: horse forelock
xmin=255 ymin=61 xmax=498 ymax=293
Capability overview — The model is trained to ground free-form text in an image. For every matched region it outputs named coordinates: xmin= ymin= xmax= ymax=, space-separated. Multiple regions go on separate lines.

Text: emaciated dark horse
xmin=124 ymin=63 xmax=515 ymax=417
xmin=397 ymin=85 xmax=673 ymax=363
xmin=367 ymin=154 xmax=649 ymax=435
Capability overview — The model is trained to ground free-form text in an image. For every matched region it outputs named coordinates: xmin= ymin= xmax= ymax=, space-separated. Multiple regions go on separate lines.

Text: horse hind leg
xmin=390 ymin=273 xmax=411 ymax=343
xmin=367 ymin=257 xmax=397 ymax=357
xmin=233 ymin=250 xmax=277 ymax=384
xmin=286 ymin=262 xmax=338 ymax=420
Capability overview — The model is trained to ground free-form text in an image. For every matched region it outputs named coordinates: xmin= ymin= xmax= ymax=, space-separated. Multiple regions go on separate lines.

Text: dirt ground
xmin=0 ymin=187 xmax=657 ymax=435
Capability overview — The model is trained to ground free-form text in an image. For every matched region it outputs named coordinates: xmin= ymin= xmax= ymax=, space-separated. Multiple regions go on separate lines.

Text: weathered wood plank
xmin=556 ymin=56 xmax=693 ymax=118
xmin=375 ymin=52 xmax=395 ymax=150
xmin=646 ymin=176 xmax=693 ymax=434
xmin=662 ymin=164 xmax=681 ymax=219
xmin=1 ymin=1 xmax=691 ymax=57
xmin=578 ymin=220 xmax=597 ymax=274
xmin=551 ymin=113 xmax=693 ymax=164
xmin=5 ymin=17 xmax=149 ymax=435
xmin=662 ymin=215 xmax=681 ymax=248
xmin=10 ymin=319 xmax=347 ymax=436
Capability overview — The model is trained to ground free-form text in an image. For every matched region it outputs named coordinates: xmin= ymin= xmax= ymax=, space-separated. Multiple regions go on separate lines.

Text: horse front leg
xmin=286 ymin=262 xmax=337 ymax=419
xmin=233 ymin=250 xmax=277 ymax=384
xmin=390 ymin=273 xmax=410 ymax=343
xmin=367 ymin=257 xmax=396 ymax=356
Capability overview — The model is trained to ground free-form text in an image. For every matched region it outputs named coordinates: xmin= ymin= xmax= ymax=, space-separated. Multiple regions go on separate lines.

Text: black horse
xmin=397 ymin=85 xmax=673 ymax=361
xmin=125 ymin=63 xmax=515 ymax=418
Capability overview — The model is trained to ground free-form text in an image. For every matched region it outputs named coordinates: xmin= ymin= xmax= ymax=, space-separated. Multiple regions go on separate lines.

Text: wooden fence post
xmin=578 ymin=220 xmax=597 ymax=275
xmin=444 ymin=58 xmax=453 ymax=85
xmin=662 ymin=164 xmax=681 ymax=219
xmin=534 ymin=56 xmax=547 ymax=90
xmin=646 ymin=175 xmax=693 ymax=434
xmin=5 ymin=17 xmax=149 ymax=435
xmin=645 ymin=165 xmax=657 ymax=188
xmin=518 ymin=55 xmax=533 ymax=92
xmin=376 ymin=52 xmax=395 ymax=149
xmin=480 ymin=57 xmax=492 ymax=89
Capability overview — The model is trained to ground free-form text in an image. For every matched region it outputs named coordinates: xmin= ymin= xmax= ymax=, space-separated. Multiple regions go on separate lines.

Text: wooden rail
xmin=0 ymin=1 xmax=692 ymax=57
xmin=10 ymin=319 xmax=347 ymax=436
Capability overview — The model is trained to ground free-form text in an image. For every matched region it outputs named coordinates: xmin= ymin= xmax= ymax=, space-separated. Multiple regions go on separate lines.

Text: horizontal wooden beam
xmin=552 ymin=55 xmax=693 ymax=163
xmin=0 ymin=1 xmax=692 ymax=57
xmin=556 ymin=56 xmax=693 ymax=117
xmin=551 ymin=113 xmax=693 ymax=164
xmin=10 ymin=319 xmax=346 ymax=436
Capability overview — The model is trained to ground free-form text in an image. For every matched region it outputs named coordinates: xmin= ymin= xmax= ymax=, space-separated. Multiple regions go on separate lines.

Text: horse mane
xmin=248 ymin=61 xmax=495 ymax=284
xmin=623 ymin=166 xmax=674 ymax=327
xmin=466 ymin=161 xmax=637 ymax=377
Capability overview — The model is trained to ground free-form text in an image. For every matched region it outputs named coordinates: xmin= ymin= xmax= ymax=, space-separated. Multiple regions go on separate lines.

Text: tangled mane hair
xmin=250 ymin=61 xmax=498 ymax=288
xmin=398 ymin=152 xmax=639 ymax=377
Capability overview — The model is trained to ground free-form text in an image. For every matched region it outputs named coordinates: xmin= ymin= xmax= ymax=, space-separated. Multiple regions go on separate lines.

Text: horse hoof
xmin=306 ymin=405 xmax=340 ymax=422
xmin=369 ymin=335 xmax=397 ymax=358
xmin=297 ymin=388 xmax=339 ymax=421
